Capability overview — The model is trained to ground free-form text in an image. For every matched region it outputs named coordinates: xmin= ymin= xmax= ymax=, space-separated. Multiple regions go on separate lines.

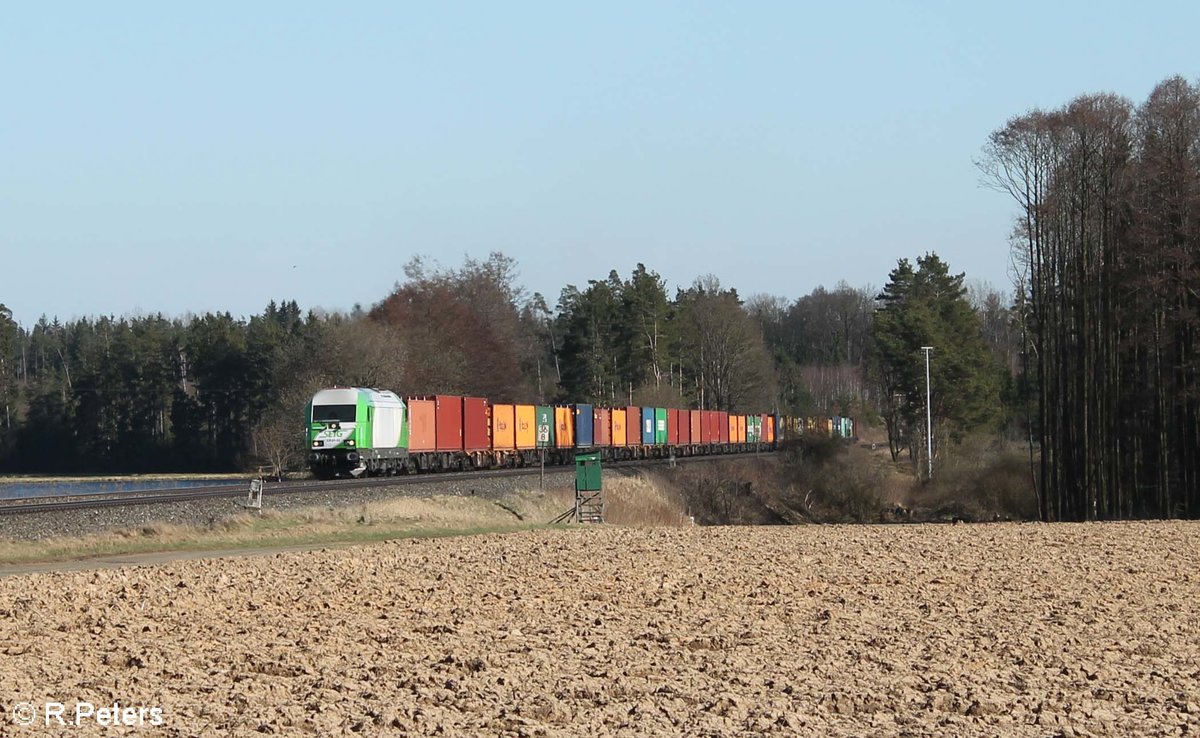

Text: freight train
xmin=306 ymin=387 xmax=857 ymax=479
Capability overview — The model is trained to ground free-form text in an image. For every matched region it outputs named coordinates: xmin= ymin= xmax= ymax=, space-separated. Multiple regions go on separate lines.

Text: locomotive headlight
xmin=312 ymin=441 xmax=321 ymax=448
xmin=346 ymin=439 xmax=356 ymax=447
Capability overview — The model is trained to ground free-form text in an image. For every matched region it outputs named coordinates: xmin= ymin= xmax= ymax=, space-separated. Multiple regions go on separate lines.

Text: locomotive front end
xmin=307 ymin=388 xmax=365 ymax=478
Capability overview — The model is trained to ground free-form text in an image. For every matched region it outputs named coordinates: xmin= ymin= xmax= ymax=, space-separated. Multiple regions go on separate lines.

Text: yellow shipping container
xmin=514 ymin=404 xmax=537 ymax=449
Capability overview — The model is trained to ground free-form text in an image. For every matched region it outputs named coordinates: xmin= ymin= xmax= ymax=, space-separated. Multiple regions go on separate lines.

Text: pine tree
xmin=871 ymin=254 xmax=1002 ymax=472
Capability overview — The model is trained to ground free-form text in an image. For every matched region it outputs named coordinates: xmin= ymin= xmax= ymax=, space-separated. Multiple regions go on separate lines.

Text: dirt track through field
xmin=2 ymin=522 xmax=1198 ymax=736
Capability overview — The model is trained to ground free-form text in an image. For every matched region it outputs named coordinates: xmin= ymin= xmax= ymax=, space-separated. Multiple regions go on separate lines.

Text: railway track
xmin=0 ymin=452 xmax=771 ymax=516
xmin=0 ymin=468 xmax=548 ymax=516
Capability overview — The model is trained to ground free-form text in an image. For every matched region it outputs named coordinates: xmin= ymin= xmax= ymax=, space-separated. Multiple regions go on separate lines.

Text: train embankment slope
xmin=0 ymin=472 xmax=683 ymax=569
xmin=2 ymin=522 xmax=1197 ymax=736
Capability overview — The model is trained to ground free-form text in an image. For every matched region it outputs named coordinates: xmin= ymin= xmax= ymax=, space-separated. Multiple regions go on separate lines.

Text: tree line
xmin=980 ymin=75 xmax=1200 ymax=521
xmin=1 ymin=250 xmax=1019 ymax=476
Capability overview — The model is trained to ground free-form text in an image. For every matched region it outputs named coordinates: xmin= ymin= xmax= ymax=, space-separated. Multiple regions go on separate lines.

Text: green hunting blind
xmin=575 ymin=452 xmax=602 ymax=492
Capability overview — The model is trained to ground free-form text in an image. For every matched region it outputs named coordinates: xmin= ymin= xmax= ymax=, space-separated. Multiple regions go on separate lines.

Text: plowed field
xmin=3 ymin=523 xmax=1199 ymax=736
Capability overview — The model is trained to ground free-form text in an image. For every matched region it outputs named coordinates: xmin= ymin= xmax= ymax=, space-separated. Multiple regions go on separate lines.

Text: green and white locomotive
xmin=307 ymin=387 xmax=409 ymax=478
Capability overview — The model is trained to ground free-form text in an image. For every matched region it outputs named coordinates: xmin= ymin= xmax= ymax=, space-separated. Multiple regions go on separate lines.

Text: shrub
xmin=915 ymin=436 xmax=1038 ymax=520
xmin=780 ymin=437 xmax=886 ymax=523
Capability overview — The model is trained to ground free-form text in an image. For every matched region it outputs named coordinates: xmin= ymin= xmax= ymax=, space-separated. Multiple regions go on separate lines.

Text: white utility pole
xmin=921 ymin=346 xmax=933 ymax=480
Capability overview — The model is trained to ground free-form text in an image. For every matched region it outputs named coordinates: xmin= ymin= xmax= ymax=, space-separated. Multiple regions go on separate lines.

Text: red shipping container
xmin=435 ymin=394 xmax=464 ymax=452
xmin=718 ymin=411 xmax=730 ymax=444
xmin=626 ymin=406 xmax=641 ymax=445
xmin=463 ymin=397 xmax=490 ymax=451
xmin=408 ymin=398 xmax=436 ymax=452
xmin=594 ymin=407 xmax=612 ymax=446
xmin=703 ymin=411 xmax=716 ymax=444
xmin=689 ymin=410 xmax=701 ymax=445
xmin=667 ymin=408 xmax=680 ymax=445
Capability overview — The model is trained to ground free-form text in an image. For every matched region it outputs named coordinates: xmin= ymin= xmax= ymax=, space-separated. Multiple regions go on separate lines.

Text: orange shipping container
xmin=737 ymin=415 xmax=747 ymax=444
xmin=554 ymin=406 xmax=575 ymax=448
xmin=766 ymin=415 xmax=775 ymax=443
xmin=728 ymin=415 xmax=738 ymax=444
xmin=612 ymin=408 xmax=627 ymax=446
xmin=514 ymin=405 xmax=537 ymax=449
xmin=492 ymin=403 xmax=516 ymax=450
xmin=407 ymin=398 xmax=436 ymax=452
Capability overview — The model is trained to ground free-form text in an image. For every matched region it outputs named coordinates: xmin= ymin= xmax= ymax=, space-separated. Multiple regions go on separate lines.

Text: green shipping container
xmin=748 ymin=416 xmax=761 ymax=443
xmin=535 ymin=405 xmax=555 ymax=449
xmin=654 ymin=408 xmax=667 ymax=444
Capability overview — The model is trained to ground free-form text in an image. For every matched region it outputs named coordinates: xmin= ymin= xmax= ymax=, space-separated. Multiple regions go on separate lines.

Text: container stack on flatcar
xmin=305 ymin=385 xmax=839 ymax=478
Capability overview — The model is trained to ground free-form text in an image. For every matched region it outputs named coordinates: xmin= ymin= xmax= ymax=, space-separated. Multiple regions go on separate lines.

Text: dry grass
xmin=0 ymin=474 xmax=697 ymax=567
xmin=0 ymin=492 xmax=568 ymax=566
xmin=273 ymin=492 xmax=564 ymax=529
xmin=600 ymin=473 xmax=691 ymax=526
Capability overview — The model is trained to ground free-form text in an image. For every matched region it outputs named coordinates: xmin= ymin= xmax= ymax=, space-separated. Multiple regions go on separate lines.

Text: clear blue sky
xmin=2 ymin=1 xmax=1196 ymax=326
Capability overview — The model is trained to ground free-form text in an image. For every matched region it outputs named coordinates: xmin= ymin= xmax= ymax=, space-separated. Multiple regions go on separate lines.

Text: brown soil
xmin=2 ymin=522 xmax=1199 ymax=736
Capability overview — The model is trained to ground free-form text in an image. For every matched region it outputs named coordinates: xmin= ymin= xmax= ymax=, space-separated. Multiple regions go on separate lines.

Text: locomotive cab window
xmin=312 ymin=405 xmax=356 ymax=423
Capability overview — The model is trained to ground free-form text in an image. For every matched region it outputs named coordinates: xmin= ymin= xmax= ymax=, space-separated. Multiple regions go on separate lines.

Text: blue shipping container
xmin=641 ymin=407 xmax=655 ymax=445
xmin=574 ymin=404 xmax=594 ymax=447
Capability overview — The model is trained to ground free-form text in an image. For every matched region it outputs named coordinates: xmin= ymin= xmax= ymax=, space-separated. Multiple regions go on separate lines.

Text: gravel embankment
xmin=0 ymin=470 xmax=579 ymax=542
